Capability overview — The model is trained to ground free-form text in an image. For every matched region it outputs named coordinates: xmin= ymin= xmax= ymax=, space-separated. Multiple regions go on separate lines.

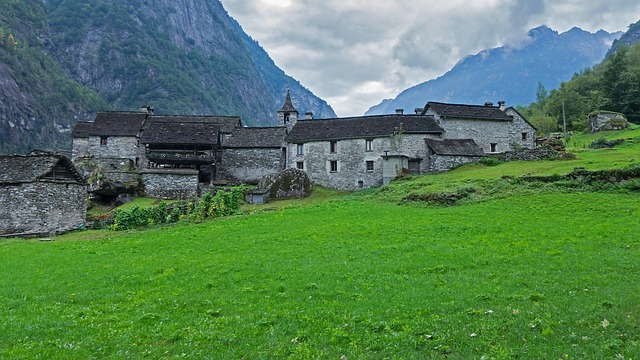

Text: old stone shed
xmin=0 ymin=153 xmax=86 ymax=237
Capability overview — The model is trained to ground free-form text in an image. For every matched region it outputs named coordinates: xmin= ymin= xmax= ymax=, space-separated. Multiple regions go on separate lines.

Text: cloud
xmin=220 ymin=0 xmax=640 ymax=116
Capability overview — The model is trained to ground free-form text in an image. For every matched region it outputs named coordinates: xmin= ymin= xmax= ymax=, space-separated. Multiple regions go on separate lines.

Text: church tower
xmin=277 ymin=90 xmax=299 ymax=131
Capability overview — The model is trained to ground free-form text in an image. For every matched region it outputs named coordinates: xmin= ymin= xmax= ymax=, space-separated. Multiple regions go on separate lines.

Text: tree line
xmin=518 ymin=43 xmax=640 ymax=135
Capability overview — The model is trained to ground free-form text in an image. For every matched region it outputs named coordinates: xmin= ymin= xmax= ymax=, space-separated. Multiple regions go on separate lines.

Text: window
xmin=490 ymin=143 xmax=497 ymax=152
xmin=296 ymin=161 xmax=304 ymax=170
xmin=330 ymin=160 xmax=338 ymax=173
xmin=330 ymin=141 xmax=337 ymax=153
xmin=365 ymin=139 xmax=373 ymax=152
xmin=100 ymin=137 xmax=108 ymax=146
xmin=366 ymin=161 xmax=374 ymax=172
xmin=521 ymin=132 xmax=528 ymax=140
xmin=358 ymin=180 xmax=364 ymax=189
xmin=296 ymin=143 xmax=304 ymax=155
xmin=284 ymin=113 xmax=290 ymax=124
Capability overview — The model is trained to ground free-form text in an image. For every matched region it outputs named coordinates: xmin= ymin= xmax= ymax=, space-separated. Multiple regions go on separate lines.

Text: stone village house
xmin=72 ymin=94 xmax=536 ymax=195
xmin=0 ymin=152 xmax=86 ymax=237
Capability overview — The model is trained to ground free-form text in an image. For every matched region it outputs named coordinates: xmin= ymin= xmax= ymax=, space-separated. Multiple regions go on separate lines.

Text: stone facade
xmin=142 ymin=169 xmax=199 ymax=199
xmin=287 ymin=134 xmax=438 ymax=191
xmin=0 ymin=153 xmax=87 ymax=237
xmin=428 ymin=154 xmax=482 ymax=172
xmin=505 ymin=108 xmax=537 ymax=149
xmin=0 ymin=182 xmax=86 ymax=236
xmin=86 ymin=136 xmax=143 ymax=166
xmin=219 ymin=148 xmax=285 ymax=184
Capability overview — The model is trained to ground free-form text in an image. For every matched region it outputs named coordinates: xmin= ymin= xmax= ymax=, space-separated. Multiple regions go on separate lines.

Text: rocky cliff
xmin=0 ymin=0 xmax=335 ymax=154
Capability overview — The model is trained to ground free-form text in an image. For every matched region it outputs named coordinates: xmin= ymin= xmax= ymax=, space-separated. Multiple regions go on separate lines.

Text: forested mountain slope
xmin=0 ymin=0 xmax=335 ymax=154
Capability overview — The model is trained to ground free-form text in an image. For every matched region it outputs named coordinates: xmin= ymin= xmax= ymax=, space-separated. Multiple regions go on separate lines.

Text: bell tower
xmin=277 ymin=90 xmax=299 ymax=130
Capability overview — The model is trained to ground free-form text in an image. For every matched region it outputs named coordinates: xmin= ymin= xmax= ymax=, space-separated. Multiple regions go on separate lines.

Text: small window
xmin=366 ymin=161 xmax=374 ymax=172
xmin=296 ymin=161 xmax=304 ymax=170
xmin=358 ymin=180 xmax=364 ymax=189
xmin=296 ymin=143 xmax=304 ymax=155
xmin=284 ymin=113 xmax=290 ymax=124
xmin=330 ymin=160 xmax=338 ymax=173
xmin=365 ymin=139 xmax=373 ymax=152
xmin=100 ymin=137 xmax=108 ymax=146
xmin=330 ymin=141 xmax=337 ymax=153
xmin=521 ymin=132 xmax=527 ymax=140
xmin=490 ymin=143 xmax=497 ymax=152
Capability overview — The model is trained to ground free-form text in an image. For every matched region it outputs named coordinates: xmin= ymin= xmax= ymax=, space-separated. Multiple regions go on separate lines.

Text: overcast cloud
xmin=220 ymin=0 xmax=640 ymax=116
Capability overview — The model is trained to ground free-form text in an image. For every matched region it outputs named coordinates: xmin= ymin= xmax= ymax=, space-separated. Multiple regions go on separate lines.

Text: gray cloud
xmin=220 ymin=0 xmax=640 ymax=116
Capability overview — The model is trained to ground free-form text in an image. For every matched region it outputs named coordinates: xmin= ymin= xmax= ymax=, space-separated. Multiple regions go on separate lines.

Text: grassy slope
xmin=2 ymin=129 xmax=640 ymax=358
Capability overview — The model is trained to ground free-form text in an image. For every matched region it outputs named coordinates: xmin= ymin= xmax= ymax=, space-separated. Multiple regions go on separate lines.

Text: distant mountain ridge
xmin=366 ymin=26 xmax=621 ymax=115
xmin=0 ymin=0 xmax=335 ymax=154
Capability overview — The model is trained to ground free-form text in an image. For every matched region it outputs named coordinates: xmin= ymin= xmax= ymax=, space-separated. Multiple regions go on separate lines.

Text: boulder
xmin=258 ymin=169 xmax=312 ymax=200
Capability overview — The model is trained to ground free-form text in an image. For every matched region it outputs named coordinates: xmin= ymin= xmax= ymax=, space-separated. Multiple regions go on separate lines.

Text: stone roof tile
xmin=286 ymin=115 xmax=443 ymax=143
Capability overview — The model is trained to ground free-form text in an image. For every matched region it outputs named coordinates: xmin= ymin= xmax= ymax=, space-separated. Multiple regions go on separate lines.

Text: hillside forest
xmin=519 ymin=42 xmax=640 ymax=135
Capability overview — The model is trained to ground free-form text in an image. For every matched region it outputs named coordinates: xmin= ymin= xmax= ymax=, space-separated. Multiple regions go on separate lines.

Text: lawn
xmin=2 ymin=128 xmax=640 ymax=359
xmin=2 ymin=192 xmax=639 ymax=359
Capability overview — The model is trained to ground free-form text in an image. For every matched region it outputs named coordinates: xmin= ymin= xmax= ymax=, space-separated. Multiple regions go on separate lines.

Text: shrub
xmin=589 ymin=138 xmax=624 ymax=149
xmin=479 ymin=157 xmax=503 ymax=167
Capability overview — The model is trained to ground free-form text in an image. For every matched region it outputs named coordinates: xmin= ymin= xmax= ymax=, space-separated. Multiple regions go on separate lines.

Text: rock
xmin=258 ymin=168 xmax=312 ymax=200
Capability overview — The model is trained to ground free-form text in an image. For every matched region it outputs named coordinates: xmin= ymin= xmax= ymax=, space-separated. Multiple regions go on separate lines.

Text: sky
xmin=219 ymin=0 xmax=640 ymax=117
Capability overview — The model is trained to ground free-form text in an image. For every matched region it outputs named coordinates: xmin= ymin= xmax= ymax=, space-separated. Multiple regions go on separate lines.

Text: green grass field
xmin=2 ymin=129 xmax=640 ymax=359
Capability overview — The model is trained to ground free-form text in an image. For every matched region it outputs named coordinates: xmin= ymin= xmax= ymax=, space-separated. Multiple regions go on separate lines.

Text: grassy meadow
xmin=2 ymin=129 xmax=640 ymax=359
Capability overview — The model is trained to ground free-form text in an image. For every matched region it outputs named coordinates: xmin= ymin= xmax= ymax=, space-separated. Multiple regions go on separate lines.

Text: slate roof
xmin=0 ymin=153 xmax=84 ymax=184
xmin=286 ymin=115 xmax=443 ymax=143
xmin=426 ymin=139 xmax=485 ymax=156
xmin=140 ymin=119 xmax=220 ymax=146
xmin=87 ymin=112 xmax=148 ymax=137
xmin=423 ymin=102 xmax=513 ymax=121
xmin=150 ymin=115 xmax=241 ymax=134
xmin=224 ymin=127 xmax=287 ymax=148
xmin=278 ymin=90 xmax=298 ymax=113
xmin=71 ymin=122 xmax=93 ymax=138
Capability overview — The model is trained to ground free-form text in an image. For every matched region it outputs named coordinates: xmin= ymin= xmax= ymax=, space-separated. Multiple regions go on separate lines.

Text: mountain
xmin=607 ymin=19 xmax=640 ymax=56
xmin=366 ymin=26 xmax=621 ymax=115
xmin=0 ymin=0 xmax=335 ymax=155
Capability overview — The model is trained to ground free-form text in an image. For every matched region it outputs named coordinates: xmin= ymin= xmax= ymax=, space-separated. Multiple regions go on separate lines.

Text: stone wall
xmin=287 ymin=134 xmax=437 ymax=191
xmin=440 ymin=118 xmax=511 ymax=154
xmin=141 ymin=169 xmax=199 ymax=199
xmin=219 ymin=148 xmax=283 ymax=184
xmin=505 ymin=108 xmax=537 ymax=149
xmin=87 ymin=136 xmax=144 ymax=166
xmin=72 ymin=137 xmax=89 ymax=162
xmin=0 ymin=181 xmax=87 ymax=236
xmin=429 ymin=155 xmax=482 ymax=172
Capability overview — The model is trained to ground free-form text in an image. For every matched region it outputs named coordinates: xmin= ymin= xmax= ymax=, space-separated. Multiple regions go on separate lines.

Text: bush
xmin=479 ymin=157 xmax=503 ymax=167
xmin=589 ymin=138 xmax=624 ymax=149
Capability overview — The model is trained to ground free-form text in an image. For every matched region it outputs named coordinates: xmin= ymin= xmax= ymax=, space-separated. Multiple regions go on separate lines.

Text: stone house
xmin=285 ymin=114 xmax=445 ymax=190
xmin=423 ymin=101 xmax=536 ymax=152
xmin=0 ymin=152 xmax=86 ymax=237
xmin=219 ymin=126 xmax=288 ymax=184
xmin=71 ymin=96 xmax=537 ymax=194
xmin=426 ymin=139 xmax=485 ymax=172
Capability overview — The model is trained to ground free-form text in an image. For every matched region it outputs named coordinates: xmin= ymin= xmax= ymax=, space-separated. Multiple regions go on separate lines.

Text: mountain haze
xmin=0 ymin=0 xmax=335 ymax=154
xmin=367 ymin=26 xmax=620 ymax=115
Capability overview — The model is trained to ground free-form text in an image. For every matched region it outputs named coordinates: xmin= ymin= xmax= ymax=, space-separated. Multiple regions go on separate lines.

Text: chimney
xmin=305 ymin=112 xmax=314 ymax=120
xmin=484 ymin=102 xmax=494 ymax=107
xmin=395 ymin=109 xmax=404 ymax=115
xmin=498 ymin=100 xmax=506 ymax=111
xmin=415 ymin=108 xmax=423 ymax=115
xmin=140 ymin=105 xmax=155 ymax=115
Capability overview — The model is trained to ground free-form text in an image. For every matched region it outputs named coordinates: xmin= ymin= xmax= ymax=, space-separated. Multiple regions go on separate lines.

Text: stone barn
xmin=0 ymin=153 xmax=87 ymax=237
